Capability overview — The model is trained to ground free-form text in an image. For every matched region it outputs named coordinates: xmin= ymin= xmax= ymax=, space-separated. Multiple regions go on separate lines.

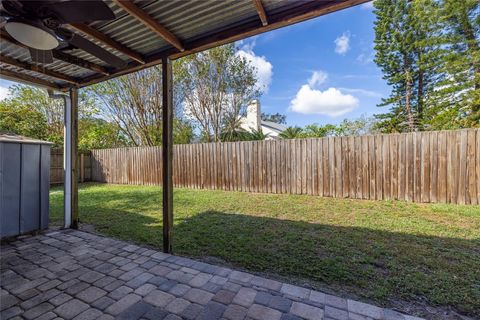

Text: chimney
xmin=246 ymin=100 xmax=261 ymax=131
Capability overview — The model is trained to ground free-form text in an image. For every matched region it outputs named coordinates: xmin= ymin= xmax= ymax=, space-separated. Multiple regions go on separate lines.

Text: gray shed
xmin=0 ymin=134 xmax=53 ymax=238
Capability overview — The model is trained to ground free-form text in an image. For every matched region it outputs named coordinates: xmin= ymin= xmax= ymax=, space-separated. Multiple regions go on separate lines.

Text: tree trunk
xmin=417 ymin=67 xmax=424 ymax=129
xmin=404 ymin=58 xmax=415 ymax=132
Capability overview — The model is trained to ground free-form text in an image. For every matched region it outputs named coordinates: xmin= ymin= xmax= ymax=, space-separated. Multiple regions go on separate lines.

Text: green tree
xmin=245 ymin=128 xmax=269 ymax=141
xmin=336 ymin=115 xmax=379 ymax=136
xmin=277 ymin=116 xmax=379 ymax=140
xmin=374 ymin=0 xmax=479 ymax=132
xmin=175 ymin=44 xmax=260 ymax=142
xmin=373 ymin=0 xmax=440 ymax=132
xmin=302 ymin=124 xmax=337 ymax=138
xmin=426 ymin=0 xmax=480 ymax=129
xmin=279 ymin=126 xmax=304 ymax=139
xmin=173 ymin=119 xmax=195 ymax=144
xmin=89 ymin=66 xmax=163 ymax=146
xmin=0 ymin=99 xmax=48 ymax=139
xmin=0 ymin=85 xmax=98 ymax=146
xmin=89 ymin=65 xmax=194 ymax=146
xmin=78 ymin=118 xmax=129 ymax=150
xmin=220 ymin=115 xmax=248 ymax=142
xmin=261 ymin=112 xmax=287 ymax=124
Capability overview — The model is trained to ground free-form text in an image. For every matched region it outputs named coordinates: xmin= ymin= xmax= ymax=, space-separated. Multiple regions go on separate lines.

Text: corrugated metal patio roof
xmin=0 ymin=0 xmax=368 ymax=90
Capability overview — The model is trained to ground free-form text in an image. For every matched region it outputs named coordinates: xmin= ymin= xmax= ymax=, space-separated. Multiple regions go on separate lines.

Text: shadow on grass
xmin=174 ymin=211 xmax=479 ymax=316
xmin=49 ymin=183 xmax=479 ymax=317
xmin=77 ymin=208 xmax=479 ymax=317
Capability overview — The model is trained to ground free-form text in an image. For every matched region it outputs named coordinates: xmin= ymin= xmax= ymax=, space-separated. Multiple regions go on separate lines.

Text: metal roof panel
xmin=0 ymin=0 xmax=367 ymax=89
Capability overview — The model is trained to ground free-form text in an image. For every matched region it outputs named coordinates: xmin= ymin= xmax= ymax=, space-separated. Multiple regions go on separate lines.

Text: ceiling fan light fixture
xmin=5 ymin=20 xmax=59 ymax=50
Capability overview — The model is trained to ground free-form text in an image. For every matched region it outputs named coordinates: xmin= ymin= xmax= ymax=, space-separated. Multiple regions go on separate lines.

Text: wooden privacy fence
xmin=90 ymin=129 xmax=480 ymax=205
xmin=50 ymin=149 xmax=92 ymax=184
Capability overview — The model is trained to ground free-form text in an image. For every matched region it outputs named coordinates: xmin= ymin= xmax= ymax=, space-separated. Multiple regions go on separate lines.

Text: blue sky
xmin=0 ymin=1 xmax=389 ymax=127
xmin=237 ymin=0 xmax=389 ymax=127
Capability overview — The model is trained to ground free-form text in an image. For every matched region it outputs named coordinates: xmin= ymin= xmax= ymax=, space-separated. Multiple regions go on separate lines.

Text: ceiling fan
xmin=0 ymin=0 xmax=126 ymax=69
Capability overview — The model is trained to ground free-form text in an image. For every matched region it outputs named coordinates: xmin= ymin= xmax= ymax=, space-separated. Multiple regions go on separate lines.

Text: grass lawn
xmin=50 ymin=183 xmax=480 ymax=318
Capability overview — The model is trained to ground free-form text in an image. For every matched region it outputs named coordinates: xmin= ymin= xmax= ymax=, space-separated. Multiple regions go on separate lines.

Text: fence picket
xmin=60 ymin=129 xmax=478 ymax=205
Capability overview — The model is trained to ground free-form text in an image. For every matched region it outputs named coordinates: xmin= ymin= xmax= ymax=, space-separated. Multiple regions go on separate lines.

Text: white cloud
xmin=0 ymin=86 xmax=10 ymax=101
xmin=361 ymin=1 xmax=374 ymax=9
xmin=236 ymin=40 xmax=273 ymax=93
xmin=342 ymin=74 xmax=381 ymax=79
xmin=237 ymin=37 xmax=258 ymax=52
xmin=289 ymin=86 xmax=359 ymax=117
xmin=334 ymin=32 xmax=350 ymax=55
xmin=308 ymin=71 xmax=328 ymax=88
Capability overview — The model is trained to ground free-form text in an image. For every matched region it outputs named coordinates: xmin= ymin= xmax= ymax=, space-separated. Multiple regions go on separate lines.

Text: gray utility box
xmin=0 ymin=134 xmax=53 ymax=238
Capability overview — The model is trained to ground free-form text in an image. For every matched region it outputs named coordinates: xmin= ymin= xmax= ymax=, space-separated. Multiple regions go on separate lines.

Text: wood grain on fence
xmin=90 ymin=129 xmax=480 ymax=205
xmin=50 ymin=150 xmax=92 ymax=184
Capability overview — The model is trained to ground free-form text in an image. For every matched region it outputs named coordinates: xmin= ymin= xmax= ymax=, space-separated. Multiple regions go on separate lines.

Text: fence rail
xmin=89 ymin=129 xmax=480 ymax=205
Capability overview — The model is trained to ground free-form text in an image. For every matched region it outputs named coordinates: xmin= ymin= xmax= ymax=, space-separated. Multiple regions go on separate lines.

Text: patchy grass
xmin=50 ymin=183 xmax=480 ymax=317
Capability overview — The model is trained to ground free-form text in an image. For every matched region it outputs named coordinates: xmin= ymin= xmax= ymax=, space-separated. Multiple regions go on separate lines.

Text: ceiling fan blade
xmin=29 ymin=48 xmax=53 ymax=64
xmin=43 ymin=0 xmax=115 ymax=24
xmin=67 ymin=32 xmax=126 ymax=69
xmin=1 ymin=0 xmax=26 ymax=17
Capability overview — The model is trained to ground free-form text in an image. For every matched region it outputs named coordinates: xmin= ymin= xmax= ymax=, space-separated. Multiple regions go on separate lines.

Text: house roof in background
xmin=262 ymin=120 xmax=287 ymax=132
xmin=0 ymin=0 xmax=368 ymax=91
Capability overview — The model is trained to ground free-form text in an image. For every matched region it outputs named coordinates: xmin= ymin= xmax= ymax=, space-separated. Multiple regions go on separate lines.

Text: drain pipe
xmin=48 ymin=89 xmax=72 ymax=229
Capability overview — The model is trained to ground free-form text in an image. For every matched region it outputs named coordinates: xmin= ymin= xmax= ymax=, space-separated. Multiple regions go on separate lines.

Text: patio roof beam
xmin=252 ymin=0 xmax=268 ymax=26
xmin=162 ymin=55 xmax=174 ymax=253
xmin=52 ymin=51 xmax=111 ymax=76
xmin=113 ymin=0 xmax=184 ymax=52
xmin=0 ymin=68 xmax=61 ymax=90
xmin=0 ymin=54 xmax=79 ymax=85
xmin=69 ymin=23 xmax=146 ymax=64
xmin=0 ymin=30 xmax=110 ymax=76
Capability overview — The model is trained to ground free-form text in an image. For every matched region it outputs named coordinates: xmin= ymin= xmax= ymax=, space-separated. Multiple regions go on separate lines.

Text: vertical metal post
xmin=162 ymin=56 xmax=174 ymax=253
xmin=64 ymin=88 xmax=79 ymax=229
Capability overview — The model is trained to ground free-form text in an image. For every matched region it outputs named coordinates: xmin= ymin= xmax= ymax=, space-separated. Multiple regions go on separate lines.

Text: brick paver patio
xmin=1 ymin=229 xmax=423 ymax=320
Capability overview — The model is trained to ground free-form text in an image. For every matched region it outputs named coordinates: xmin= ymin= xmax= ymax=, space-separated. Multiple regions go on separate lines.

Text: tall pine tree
xmin=374 ymin=0 xmax=479 ymax=131
xmin=373 ymin=0 xmax=439 ymax=133
xmin=427 ymin=0 xmax=480 ymax=129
